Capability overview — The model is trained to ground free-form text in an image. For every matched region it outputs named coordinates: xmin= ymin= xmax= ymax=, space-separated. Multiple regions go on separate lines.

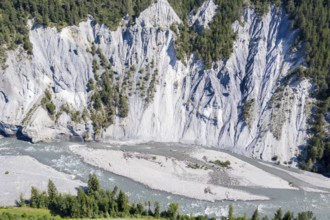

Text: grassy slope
xmin=0 ymin=207 xmax=160 ymax=220
xmin=0 ymin=207 xmax=61 ymax=219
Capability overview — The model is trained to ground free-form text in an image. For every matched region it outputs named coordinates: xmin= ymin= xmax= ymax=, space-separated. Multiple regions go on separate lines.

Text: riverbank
xmin=1 ymin=139 xmax=330 ymax=218
xmin=190 ymin=149 xmax=296 ymax=189
xmin=0 ymin=156 xmax=85 ymax=206
xmin=70 ymin=144 xmax=293 ymax=202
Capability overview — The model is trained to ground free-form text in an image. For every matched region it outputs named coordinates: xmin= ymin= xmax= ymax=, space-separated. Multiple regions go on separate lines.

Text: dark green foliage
xmin=168 ymin=0 xmax=205 ymax=19
xmin=19 ymin=193 xmax=25 ymax=207
xmin=90 ymin=43 xmax=96 ymax=56
xmin=41 ymin=89 xmax=56 ymax=116
xmin=187 ymin=163 xmax=206 ymax=169
xmin=91 ymin=91 xmax=102 ymax=111
xmin=92 ymin=59 xmax=99 ymax=74
xmin=117 ymin=190 xmax=129 ymax=214
xmin=96 ymin=48 xmax=108 ymax=67
xmin=87 ymin=173 xmax=100 ymax=195
xmin=154 ymin=201 xmax=160 ymax=218
xmin=274 ymin=208 xmax=283 ymax=220
xmin=251 ymin=208 xmax=259 ymax=220
xmin=0 ymin=0 xmax=152 ymax=62
xmin=58 ymin=104 xmax=82 ymax=124
xmin=88 ymin=42 xmax=132 ymax=133
xmin=146 ymin=69 xmax=157 ymax=104
xmin=160 ymin=203 xmax=181 ymax=220
xmin=170 ymin=0 xmax=244 ymax=68
xmin=23 ymin=177 xmax=316 ymax=220
xmin=23 ymin=35 xmax=33 ymax=55
xmin=296 ymin=211 xmax=316 ymax=220
xmin=45 ymin=102 xmax=56 ymax=116
xmin=228 ymin=204 xmax=234 ymax=220
xmin=167 ymin=203 xmax=179 ymax=220
xmin=88 ymin=67 xmax=131 ymax=134
xmin=24 ymin=175 xmax=186 ymax=219
xmin=47 ymin=180 xmax=58 ymax=206
xmin=250 ymin=0 xmax=272 ymax=15
xmin=282 ymin=211 xmax=293 ymax=220
xmin=136 ymin=203 xmax=145 ymax=215
xmin=29 ymin=187 xmax=48 ymax=209
xmin=44 ymin=89 xmax=52 ymax=101
xmin=283 ymin=0 xmax=330 ymax=99
xmin=210 ymin=160 xmax=231 ymax=168
xmin=118 ymin=95 xmax=129 ymax=118
xmin=29 ymin=187 xmax=38 ymax=208
xmin=301 ymin=100 xmax=330 ymax=172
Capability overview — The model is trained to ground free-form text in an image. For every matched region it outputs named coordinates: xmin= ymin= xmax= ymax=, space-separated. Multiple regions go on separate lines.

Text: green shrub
xmin=210 ymin=160 xmax=231 ymax=168
xmin=45 ymin=101 xmax=56 ymax=116
xmin=41 ymin=89 xmax=56 ymax=116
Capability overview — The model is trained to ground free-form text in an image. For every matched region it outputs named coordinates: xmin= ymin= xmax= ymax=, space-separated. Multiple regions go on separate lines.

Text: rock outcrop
xmin=189 ymin=0 xmax=218 ymax=30
xmin=0 ymin=0 xmax=310 ymax=163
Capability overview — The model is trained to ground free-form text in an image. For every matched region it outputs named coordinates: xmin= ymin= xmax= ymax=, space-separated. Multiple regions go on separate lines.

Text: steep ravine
xmin=0 ymin=0 xmax=310 ymax=163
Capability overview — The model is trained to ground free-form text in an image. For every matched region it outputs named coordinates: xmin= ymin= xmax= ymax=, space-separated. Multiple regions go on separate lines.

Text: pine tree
xmin=283 ymin=211 xmax=293 ymax=220
xmin=251 ymin=208 xmax=259 ymax=220
xmin=88 ymin=173 xmax=100 ymax=195
xmin=274 ymin=208 xmax=283 ymax=220
xmin=154 ymin=201 xmax=160 ymax=218
xmin=48 ymin=179 xmax=58 ymax=205
xmin=30 ymin=187 xmax=39 ymax=208
xmin=19 ymin=193 xmax=25 ymax=207
xmin=117 ymin=190 xmax=129 ymax=214
xmin=228 ymin=204 xmax=234 ymax=220
xmin=167 ymin=203 xmax=179 ymax=220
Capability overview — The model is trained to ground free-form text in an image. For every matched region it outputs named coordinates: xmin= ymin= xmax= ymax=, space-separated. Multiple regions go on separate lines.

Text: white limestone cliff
xmin=0 ymin=1 xmax=310 ymax=163
xmin=189 ymin=0 xmax=218 ymax=29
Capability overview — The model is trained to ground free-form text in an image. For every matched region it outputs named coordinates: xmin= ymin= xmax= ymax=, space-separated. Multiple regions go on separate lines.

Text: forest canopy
xmin=0 ymin=0 xmax=152 ymax=54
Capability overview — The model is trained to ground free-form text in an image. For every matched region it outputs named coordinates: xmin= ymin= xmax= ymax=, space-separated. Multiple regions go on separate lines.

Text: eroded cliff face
xmin=0 ymin=0 xmax=311 ymax=162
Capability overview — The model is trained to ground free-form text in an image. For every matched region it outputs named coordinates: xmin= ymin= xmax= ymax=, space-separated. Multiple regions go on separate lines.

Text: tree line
xmin=169 ymin=0 xmax=244 ymax=68
xmin=14 ymin=174 xmax=316 ymax=220
xmin=0 ymin=0 xmax=152 ymax=56
xmin=281 ymin=0 xmax=330 ymax=174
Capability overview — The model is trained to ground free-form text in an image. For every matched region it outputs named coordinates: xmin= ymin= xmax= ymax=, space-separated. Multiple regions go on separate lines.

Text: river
xmin=0 ymin=138 xmax=329 ymax=219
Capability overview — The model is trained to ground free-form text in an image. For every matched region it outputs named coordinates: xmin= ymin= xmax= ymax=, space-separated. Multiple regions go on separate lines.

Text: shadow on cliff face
xmin=0 ymin=130 xmax=7 ymax=138
xmin=0 ymin=123 xmax=32 ymax=142
xmin=16 ymin=126 xmax=32 ymax=142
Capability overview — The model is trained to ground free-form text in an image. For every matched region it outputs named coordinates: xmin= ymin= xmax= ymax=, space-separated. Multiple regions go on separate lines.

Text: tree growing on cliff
xmin=118 ymin=95 xmax=129 ymax=118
